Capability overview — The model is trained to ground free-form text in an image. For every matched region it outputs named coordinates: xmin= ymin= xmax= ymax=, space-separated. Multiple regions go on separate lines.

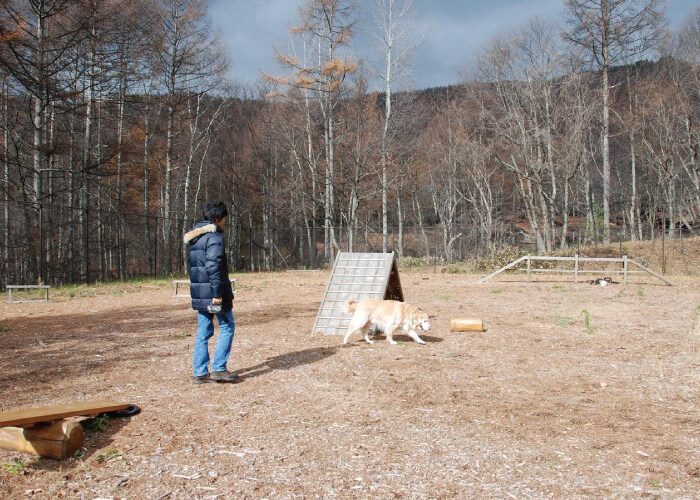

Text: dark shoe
xmin=210 ymin=371 xmax=240 ymax=383
xmin=193 ymin=374 xmax=213 ymax=384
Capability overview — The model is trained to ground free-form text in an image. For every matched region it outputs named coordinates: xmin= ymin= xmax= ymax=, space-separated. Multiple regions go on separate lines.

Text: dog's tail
xmin=344 ymin=299 xmax=357 ymax=313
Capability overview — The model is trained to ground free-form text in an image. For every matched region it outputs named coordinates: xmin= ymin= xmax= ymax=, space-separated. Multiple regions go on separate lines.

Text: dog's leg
xmin=343 ymin=328 xmax=356 ymax=345
xmin=362 ymin=324 xmax=375 ymax=344
xmin=346 ymin=314 xmax=374 ymax=345
xmin=407 ymin=329 xmax=427 ymax=345
xmin=385 ymin=326 xmax=398 ymax=345
xmin=344 ymin=316 xmax=363 ymax=344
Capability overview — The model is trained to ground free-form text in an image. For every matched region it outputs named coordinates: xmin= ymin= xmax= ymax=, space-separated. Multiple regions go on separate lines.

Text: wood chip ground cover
xmin=0 ymin=266 xmax=699 ymax=499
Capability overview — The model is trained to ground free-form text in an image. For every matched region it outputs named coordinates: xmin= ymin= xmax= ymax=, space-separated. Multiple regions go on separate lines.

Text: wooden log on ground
xmin=0 ymin=419 xmax=83 ymax=459
xmin=450 ymin=318 xmax=484 ymax=332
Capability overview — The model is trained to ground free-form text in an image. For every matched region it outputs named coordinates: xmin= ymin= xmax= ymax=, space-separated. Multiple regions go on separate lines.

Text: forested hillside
xmin=0 ymin=0 xmax=698 ymax=285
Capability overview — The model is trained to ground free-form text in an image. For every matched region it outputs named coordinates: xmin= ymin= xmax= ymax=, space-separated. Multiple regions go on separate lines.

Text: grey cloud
xmin=208 ymin=0 xmax=700 ymax=90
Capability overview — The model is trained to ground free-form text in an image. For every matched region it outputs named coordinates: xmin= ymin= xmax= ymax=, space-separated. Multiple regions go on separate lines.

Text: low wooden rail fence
xmin=479 ymin=255 xmax=675 ymax=286
xmin=6 ymin=285 xmax=51 ymax=303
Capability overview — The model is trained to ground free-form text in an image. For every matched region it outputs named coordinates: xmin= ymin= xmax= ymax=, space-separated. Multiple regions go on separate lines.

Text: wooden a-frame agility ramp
xmin=312 ymin=252 xmax=404 ymax=335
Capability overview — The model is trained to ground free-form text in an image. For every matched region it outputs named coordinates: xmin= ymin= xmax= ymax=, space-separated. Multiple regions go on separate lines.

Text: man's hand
xmin=212 ymin=297 xmax=222 ymax=305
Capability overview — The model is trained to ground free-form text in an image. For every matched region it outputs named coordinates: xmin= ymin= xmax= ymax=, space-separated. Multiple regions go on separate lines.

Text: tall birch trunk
xmin=397 ymin=182 xmax=403 ymax=257
xmin=348 ymin=185 xmax=358 ymax=252
xmin=630 ymin=136 xmax=641 ymax=240
xmin=116 ymin=76 xmax=126 ymax=280
xmin=325 ymin=100 xmax=336 ymax=262
xmin=626 ymin=74 xmax=640 ymax=240
xmin=544 ymin=89 xmax=557 ymax=248
xmin=46 ymin=102 xmax=55 ymax=282
xmin=182 ymin=94 xmax=202 ymax=272
xmin=380 ymin=11 xmax=392 ymax=254
xmin=601 ymin=0 xmax=611 ymax=245
xmin=33 ymin=9 xmax=46 ymax=282
xmin=685 ymin=117 xmax=700 ymax=213
xmin=262 ymin=154 xmax=272 ymax=270
xmin=320 ymin=35 xmax=338 ymax=263
xmin=304 ymin=88 xmax=318 ymax=266
xmin=68 ymin=75 xmax=78 ymax=281
xmin=192 ymin=138 xmax=210 ymax=222
xmin=584 ymin=172 xmax=595 ymax=243
xmin=560 ymin=176 xmax=570 ymax=249
xmin=3 ymin=79 xmax=8 ymax=284
xmin=80 ymin=29 xmax=96 ymax=283
xmin=96 ymin=99 xmax=105 ymax=280
xmin=143 ymin=100 xmax=152 ymax=276
xmin=163 ymin=104 xmax=174 ymax=274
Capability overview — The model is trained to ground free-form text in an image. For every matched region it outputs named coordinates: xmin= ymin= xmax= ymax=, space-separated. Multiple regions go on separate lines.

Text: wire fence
xmin=0 ymin=198 xmax=693 ymax=286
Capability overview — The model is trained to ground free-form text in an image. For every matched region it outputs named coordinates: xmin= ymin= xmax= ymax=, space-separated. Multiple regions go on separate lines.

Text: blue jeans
xmin=193 ymin=310 xmax=235 ymax=376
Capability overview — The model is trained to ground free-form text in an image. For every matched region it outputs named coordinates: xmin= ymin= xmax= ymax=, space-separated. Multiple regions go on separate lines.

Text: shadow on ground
xmin=0 ymin=303 xmax=191 ymax=388
xmin=0 ymin=299 xmax=325 ymax=393
xmin=344 ymin=333 xmax=444 ymax=345
xmin=237 ymin=346 xmax=339 ymax=380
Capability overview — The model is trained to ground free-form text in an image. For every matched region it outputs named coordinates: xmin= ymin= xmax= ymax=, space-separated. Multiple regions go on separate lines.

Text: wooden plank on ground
xmin=630 ymin=259 xmax=676 ymax=286
xmin=0 ymin=401 xmax=130 ymax=428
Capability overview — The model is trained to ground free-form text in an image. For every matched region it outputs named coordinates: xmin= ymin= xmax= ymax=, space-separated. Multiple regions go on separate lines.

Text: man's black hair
xmin=203 ymin=201 xmax=228 ymax=222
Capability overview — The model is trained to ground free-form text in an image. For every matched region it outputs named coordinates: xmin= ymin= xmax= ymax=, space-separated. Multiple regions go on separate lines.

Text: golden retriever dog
xmin=343 ymin=299 xmax=431 ymax=345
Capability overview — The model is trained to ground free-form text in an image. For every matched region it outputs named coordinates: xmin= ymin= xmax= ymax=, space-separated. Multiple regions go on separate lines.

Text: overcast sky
xmin=207 ymin=0 xmax=699 ymax=91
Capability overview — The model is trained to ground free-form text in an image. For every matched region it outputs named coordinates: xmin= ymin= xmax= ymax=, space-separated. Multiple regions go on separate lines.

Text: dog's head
xmin=414 ymin=309 xmax=431 ymax=331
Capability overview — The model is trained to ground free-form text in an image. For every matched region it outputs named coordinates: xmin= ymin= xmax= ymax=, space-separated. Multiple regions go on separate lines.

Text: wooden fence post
xmin=526 ymin=256 xmax=531 ymax=282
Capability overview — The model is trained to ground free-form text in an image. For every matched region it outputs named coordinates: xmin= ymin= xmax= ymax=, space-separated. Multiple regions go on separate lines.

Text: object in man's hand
xmin=207 ymin=303 xmax=222 ymax=314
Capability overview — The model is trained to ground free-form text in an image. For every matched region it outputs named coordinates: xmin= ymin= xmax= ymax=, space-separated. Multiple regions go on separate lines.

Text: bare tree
xmin=564 ymin=0 xmax=665 ymax=245
xmin=1 ymin=76 xmax=8 ymax=283
xmin=372 ymin=0 xmax=421 ymax=252
xmin=672 ymin=7 xmax=700 ymax=215
xmin=109 ymin=0 xmax=155 ymax=280
xmin=274 ymin=0 xmax=356 ymax=263
xmin=421 ymin=95 xmax=466 ymax=262
xmin=0 ymin=0 xmax=85 ymax=281
xmin=180 ymin=94 xmax=230 ymax=270
xmin=271 ymin=85 xmax=322 ymax=266
xmin=151 ymin=0 xmax=228 ymax=273
xmin=269 ymin=34 xmax=322 ymax=265
xmin=474 ymin=18 xmax=596 ymax=251
xmin=341 ymin=67 xmax=382 ymax=252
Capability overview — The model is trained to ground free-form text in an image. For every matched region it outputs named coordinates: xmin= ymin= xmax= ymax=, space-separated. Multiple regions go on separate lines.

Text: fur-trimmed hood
xmin=184 ymin=223 xmax=218 ymax=244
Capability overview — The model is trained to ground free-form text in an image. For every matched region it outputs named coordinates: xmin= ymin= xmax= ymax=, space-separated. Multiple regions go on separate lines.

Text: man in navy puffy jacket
xmin=183 ymin=201 xmax=239 ymax=383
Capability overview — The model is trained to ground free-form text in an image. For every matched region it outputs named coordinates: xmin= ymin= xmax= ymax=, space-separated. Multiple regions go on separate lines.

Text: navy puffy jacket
xmin=184 ymin=221 xmax=234 ymax=312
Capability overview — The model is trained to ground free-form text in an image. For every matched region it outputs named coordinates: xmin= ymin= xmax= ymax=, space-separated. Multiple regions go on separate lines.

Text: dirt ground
xmin=1 ymin=261 xmax=699 ymax=498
